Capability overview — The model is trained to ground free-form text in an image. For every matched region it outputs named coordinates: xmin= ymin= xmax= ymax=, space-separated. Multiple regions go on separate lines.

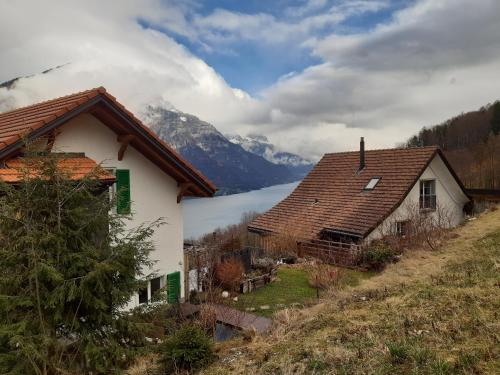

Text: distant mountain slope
xmin=227 ymin=134 xmax=314 ymax=179
xmin=405 ymin=101 xmax=500 ymax=189
xmin=142 ymin=106 xmax=296 ymax=195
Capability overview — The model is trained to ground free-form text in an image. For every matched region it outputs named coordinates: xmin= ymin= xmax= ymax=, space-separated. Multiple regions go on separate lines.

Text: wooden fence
xmin=298 ymin=239 xmax=363 ymax=267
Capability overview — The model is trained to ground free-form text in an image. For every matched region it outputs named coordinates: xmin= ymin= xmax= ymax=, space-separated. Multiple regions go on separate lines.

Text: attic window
xmin=364 ymin=177 xmax=380 ymax=190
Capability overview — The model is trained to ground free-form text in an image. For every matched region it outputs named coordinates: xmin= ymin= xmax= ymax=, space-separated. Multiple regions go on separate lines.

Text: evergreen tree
xmin=491 ymin=101 xmax=500 ymax=135
xmin=0 ymin=151 xmax=161 ymax=374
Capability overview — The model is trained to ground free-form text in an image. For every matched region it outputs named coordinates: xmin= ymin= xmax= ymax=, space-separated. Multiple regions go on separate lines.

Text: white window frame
xmin=419 ymin=179 xmax=436 ymax=210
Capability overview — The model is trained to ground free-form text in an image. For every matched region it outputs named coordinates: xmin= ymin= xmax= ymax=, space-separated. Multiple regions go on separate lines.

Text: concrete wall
xmin=366 ymin=154 xmax=469 ymax=242
xmin=53 ymin=113 xmax=184 ymax=307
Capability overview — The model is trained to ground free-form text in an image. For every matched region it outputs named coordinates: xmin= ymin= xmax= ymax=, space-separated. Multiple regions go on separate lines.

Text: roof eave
xmin=0 ymin=94 xmax=216 ymax=198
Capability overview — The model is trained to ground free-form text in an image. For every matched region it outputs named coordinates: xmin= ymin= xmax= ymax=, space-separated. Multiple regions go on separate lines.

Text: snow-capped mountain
xmin=227 ymin=134 xmax=314 ymax=178
xmin=142 ymin=105 xmax=297 ymax=195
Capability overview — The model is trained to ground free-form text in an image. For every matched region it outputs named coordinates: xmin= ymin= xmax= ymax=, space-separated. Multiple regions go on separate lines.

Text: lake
xmin=183 ymin=181 xmax=299 ymax=239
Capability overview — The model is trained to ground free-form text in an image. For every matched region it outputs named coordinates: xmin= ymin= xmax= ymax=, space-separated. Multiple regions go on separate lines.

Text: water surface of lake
xmin=183 ymin=182 xmax=299 ymax=239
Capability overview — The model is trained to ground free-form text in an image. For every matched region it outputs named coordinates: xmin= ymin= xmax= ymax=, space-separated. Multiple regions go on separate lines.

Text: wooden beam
xmin=45 ymin=130 xmax=61 ymax=152
xmin=117 ymin=134 xmax=135 ymax=161
xmin=177 ymin=182 xmax=194 ymax=203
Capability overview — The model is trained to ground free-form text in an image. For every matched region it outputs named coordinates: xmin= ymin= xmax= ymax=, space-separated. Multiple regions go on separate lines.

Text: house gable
xmin=249 ymin=146 xmax=469 ymax=241
xmin=0 ymin=87 xmax=216 ymax=199
xmin=366 ymin=153 xmax=470 ymax=241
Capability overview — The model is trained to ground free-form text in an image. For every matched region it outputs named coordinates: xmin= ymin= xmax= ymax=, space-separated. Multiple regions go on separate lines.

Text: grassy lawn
xmin=228 ymin=266 xmax=374 ymax=317
xmin=229 ymin=267 xmax=317 ymax=317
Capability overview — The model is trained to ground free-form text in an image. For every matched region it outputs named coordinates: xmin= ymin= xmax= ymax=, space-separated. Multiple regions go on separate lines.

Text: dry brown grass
xmin=357 ymin=208 xmax=500 ymax=292
xmin=202 ymin=207 xmax=500 ymax=375
xmin=126 ymin=354 xmax=160 ymax=375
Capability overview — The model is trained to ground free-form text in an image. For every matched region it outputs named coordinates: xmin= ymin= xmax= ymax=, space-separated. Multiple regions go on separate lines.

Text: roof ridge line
xmin=324 ymin=145 xmax=439 ymax=155
xmin=0 ymin=87 xmax=106 ymax=116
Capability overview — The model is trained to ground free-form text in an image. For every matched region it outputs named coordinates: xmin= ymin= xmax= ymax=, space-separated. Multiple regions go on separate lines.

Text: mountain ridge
xmin=142 ymin=105 xmax=303 ymax=195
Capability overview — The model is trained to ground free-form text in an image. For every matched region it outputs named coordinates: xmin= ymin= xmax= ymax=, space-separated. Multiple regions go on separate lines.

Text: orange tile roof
xmin=249 ymin=146 xmax=467 ymax=239
xmin=0 ymin=155 xmax=115 ymax=183
xmin=0 ymin=87 xmax=216 ymax=197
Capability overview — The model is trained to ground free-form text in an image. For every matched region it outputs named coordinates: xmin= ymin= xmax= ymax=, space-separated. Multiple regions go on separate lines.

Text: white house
xmin=0 ymin=87 xmax=216 ymax=307
xmin=248 ymin=138 xmax=470 ymax=263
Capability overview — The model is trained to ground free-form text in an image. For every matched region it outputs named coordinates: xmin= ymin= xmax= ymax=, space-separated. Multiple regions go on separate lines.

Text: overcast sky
xmin=1 ymin=0 xmax=499 ymax=160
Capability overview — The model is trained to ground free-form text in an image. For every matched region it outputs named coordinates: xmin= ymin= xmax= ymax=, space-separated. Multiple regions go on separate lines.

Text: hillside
xmin=204 ymin=208 xmax=500 ymax=374
xmin=406 ymin=102 xmax=500 ymax=189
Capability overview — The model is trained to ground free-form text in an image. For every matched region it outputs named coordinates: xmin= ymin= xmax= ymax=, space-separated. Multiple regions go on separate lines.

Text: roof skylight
xmin=364 ymin=177 xmax=380 ymax=190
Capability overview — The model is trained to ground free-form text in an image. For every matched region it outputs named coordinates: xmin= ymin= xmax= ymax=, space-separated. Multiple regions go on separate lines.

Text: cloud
xmin=257 ymin=0 xmax=500 ymax=158
xmin=0 ymin=0 xmax=499 ymax=163
xmin=0 ymin=0 xmax=258 ymax=132
xmin=190 ymin=0 xmax=389 ymax=46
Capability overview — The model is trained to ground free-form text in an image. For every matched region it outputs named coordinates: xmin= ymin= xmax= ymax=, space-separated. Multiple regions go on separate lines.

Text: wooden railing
xmin=298 ymin=239 xmax=363 ymax=266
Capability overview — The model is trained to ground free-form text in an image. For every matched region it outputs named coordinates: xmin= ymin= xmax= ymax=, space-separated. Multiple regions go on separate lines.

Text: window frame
xmin=419 ymin=179 xmax=437 ymax=211
xmin=395 ymin=220 xmax=409 ymax=237
xmin=364 ymin=177 xmax=381 ymax=191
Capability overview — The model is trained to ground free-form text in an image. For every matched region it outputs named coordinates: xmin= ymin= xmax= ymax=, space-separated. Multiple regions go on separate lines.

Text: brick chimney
xmin=359 ymin=137 xmax=365 ymax=171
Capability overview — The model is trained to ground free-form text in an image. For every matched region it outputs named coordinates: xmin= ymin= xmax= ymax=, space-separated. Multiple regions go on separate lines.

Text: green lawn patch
xmin=229 ymin=267 xmax=317 ymax=317
xmin=228 ymin=266 xmax=375 ymax=317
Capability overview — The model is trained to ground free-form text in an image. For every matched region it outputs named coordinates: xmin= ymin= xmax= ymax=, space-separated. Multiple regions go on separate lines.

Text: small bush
xmin=308 ymin=265 xmax=343 ymax=290
xmin=307 ymin=358 xmax=328 ymax=371
xmin=215 ymin=258 xmax=244 ymax=291
xmin=387 ymin=341 xmax=410 ymax=364
xmin=430 ymin=359 xmax=452 ymax=374
xmin=128 ymin=302 xmax=179 ymax=340
xmin=455 ymin=351 xmax=480 ymax=372
xmin=158 ymin=324 xmax=214 ymax=373
xmin=362 ymin=242 xmax=396 ymax=271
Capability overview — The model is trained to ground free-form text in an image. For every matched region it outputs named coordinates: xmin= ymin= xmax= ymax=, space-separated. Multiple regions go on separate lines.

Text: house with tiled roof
xmin=249 ymin=138 xmax=469 ymax=263
xmin=0 ymin=87 xmax=216 ymax=306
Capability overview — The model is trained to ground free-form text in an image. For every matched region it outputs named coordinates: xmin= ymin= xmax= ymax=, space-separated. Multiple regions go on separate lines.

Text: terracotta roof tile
xmin=249 ymin=146 xmax=446 ymax=239
xmin=0 ymin=156 xmax=115 ymax=183
xmin=0 ymin=87 xmax=216 ymax=196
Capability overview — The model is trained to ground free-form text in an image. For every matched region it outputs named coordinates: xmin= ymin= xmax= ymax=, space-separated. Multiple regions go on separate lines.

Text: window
xmin=116 ymin=169 xmax=131 ymax=214
xmin=419 ymin=180 xmax=436 ymax=210
xmin=138 ymin=287 xmax=148 ymax=304
xmin=150 ymin=276 xmax=163 ymax=302
xmin=364 ymin=177 xmax=381 ymax=190
xmin=395 ymin=221 xmax=408 ymax=237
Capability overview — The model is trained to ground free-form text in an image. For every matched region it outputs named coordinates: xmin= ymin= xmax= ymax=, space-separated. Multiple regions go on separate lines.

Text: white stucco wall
xmin=366 ymin=154 xmax=469 ymax=242
xmin=52 ymin=113 xmax=184 ymax=307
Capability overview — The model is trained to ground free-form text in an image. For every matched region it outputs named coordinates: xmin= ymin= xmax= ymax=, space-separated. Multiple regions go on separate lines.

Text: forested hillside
xmin=406 ymin=101 xmax=500 ymax=189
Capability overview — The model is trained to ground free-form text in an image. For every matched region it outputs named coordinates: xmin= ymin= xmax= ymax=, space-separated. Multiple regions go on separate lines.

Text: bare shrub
xmin=215 ymin=258 xmax=244 ymax=291
xmin=307 ymin=264 xmax=343 ymax=290
xmin=373 ymin=201 xmax=454 ymax=252
xmin=126 ymin=354 xmax=160 ymax=375
xmin=197 ymin=304 xmax=217 ymax=335
xmin=198 ymin=211 xmax=260 ymax=251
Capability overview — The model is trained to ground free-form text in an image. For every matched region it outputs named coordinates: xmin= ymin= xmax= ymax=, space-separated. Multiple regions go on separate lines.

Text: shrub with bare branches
xmin=215 ymin=258 xmax=245 ymax=292
xmin=373 ymin=201 xmax=454 ymax=252
xmin=307 ymin=264 xmax=344 ymax=290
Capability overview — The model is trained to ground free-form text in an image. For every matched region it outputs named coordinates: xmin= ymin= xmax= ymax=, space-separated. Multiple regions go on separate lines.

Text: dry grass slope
xmin=204 ymin=208 xmax=500 ymax=374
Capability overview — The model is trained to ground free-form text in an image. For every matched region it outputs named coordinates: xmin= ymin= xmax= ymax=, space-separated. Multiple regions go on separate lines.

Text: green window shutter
xmin=167 ymin=271 xmax=181 ymax=304
xmin=116 ymin=169 xmax=131 ymax=214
